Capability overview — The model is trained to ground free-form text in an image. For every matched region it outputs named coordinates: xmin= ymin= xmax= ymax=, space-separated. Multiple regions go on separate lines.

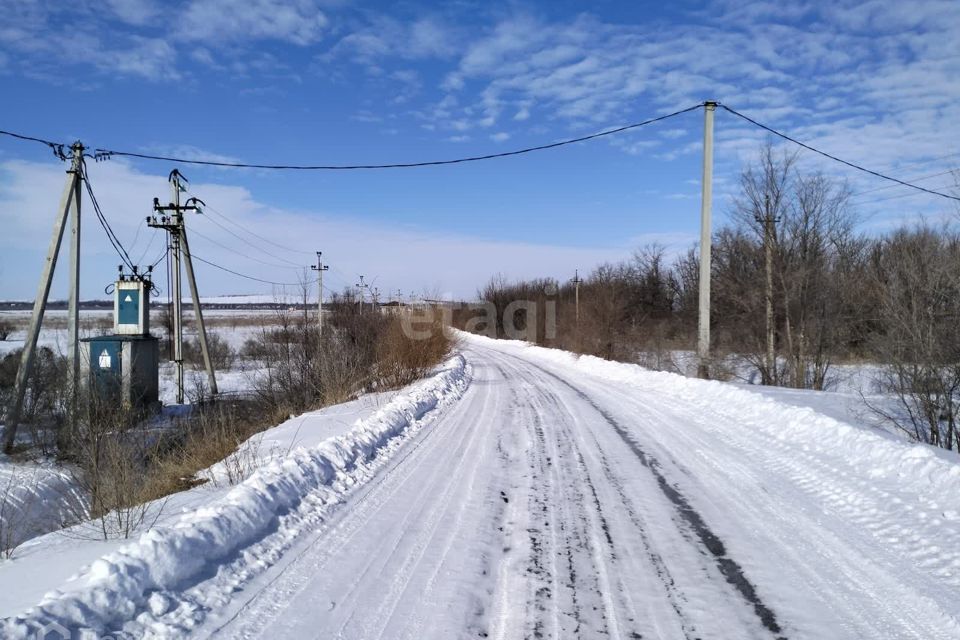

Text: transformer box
xmin=81 ymin=272 xmax=159 ymax=411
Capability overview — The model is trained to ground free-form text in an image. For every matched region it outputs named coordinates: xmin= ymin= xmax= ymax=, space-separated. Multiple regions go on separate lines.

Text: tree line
xmin=454 ymin=144 xmax=960 ymax=451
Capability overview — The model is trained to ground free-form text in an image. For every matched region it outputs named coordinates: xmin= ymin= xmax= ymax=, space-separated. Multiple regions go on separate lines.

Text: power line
xmin=183 ymin=191 xmax=308 ymax=267
xmin=188 ymin=224 xmax=306 ymax=270
xmin=183 ymin=188 xmax=315 ymax=257
xmin=79 ymin=157 xmax=137 ymax=272
xmin=720 ymin=105 xmax=960 ymax=202
xmin=137 ymin=227 xmax=161 ymax=265
xmin=90 ymin=104 xmax=704 ymax=170
xmin=0 ymin=128 xmax=68 ymax=160
xmin=850 ymin=182 xmax=959 ymax=207
xmin=191 ymin=254 xmax=304 ymax=286
xmin=851 ymin=169 xmax=957 ymax=197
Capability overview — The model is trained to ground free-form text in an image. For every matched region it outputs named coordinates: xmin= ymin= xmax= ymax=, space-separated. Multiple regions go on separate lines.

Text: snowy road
xmin=194 ymin=337 xmax=960 ymax=640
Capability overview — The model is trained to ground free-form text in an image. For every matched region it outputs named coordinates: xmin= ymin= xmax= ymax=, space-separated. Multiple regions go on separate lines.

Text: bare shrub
xmin=0 ymin=319 xmax=12 ymax=341
xmin=61 ymin=396 xmax=164 ymax=540
xmin=866 ymin=225 xmax=960 ymax=450
xmin=378 ymin=310 xmax=452 ymax=388
xmin=0 ymin=347 xmax=66 ymax=456
xmin=183 ymin=332 xmax=235 ymax=371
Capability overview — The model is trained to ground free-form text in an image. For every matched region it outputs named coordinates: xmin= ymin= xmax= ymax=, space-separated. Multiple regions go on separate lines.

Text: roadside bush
xmin=0 ymin=319 xmax=12 ymax=341
xmin=378 ymin=309 xmax=452 ymax=388
xmin=62 ymin=396 xmax=162 ymax=539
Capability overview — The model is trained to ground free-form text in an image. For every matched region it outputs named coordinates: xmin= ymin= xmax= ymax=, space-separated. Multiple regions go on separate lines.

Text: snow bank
xmin=0 ymin=463 xmax=83 ymax=554
xmin=1 ymin=355 xmax=469 ymax=638
xmin=466 ymin=333 xmax=960 ymax=498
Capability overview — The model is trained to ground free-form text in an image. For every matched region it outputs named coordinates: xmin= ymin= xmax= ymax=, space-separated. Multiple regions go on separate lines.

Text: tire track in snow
xmin=617 ymin=389 xmax=960 ymax=640
xmin=199 ymin=363 xmax=483 ymax=639
xmin=504 ymin=352 xmax=788 ymax=639
xmin=489 ymin=353 xmax=636 ymax=639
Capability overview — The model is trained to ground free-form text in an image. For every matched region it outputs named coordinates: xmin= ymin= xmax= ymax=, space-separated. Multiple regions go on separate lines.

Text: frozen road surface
xmin=5 ymin=334 xmax=960 ymax=639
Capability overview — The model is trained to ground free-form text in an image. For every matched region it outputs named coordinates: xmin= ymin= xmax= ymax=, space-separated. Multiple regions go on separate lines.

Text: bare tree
xmin=730 ymin=142 xmax=856 ymax=389
xmin=867 ymin=225 xmax=960 ymax=450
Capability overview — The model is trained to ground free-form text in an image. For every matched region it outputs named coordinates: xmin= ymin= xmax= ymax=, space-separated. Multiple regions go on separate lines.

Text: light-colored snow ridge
xmin=1 ymin=354 xmax=469 ymax=638
xmin=485 ymin=335 xmax=960 ymax=500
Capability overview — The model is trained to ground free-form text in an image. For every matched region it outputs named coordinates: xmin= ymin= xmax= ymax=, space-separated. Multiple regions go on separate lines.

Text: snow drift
xmin=1 ymin=354 xmax=469 ymax=638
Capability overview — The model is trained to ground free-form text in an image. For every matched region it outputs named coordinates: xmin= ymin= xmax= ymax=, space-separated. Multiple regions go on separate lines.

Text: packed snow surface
xmin=2 ymin=334 xmax=960 ymax=639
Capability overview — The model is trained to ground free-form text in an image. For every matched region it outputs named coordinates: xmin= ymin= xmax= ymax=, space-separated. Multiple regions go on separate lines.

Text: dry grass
xmin=144 ymin=400 xmax=269 ymax=499
xmin=377 ymin=309 xmax=453 ymax=388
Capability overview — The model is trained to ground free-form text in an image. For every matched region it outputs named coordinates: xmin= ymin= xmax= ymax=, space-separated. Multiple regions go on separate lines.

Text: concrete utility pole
xmin=697 ymin=101 xmax=717 ymax=379
xmin=356 ymin=275 xmax=368 ymax=315
xmin=758 ymin=194 xmax=778 ymax=385
xmin=149 ymin=170 xmax=218 ymax=403
xmin=311 ymin=251 xmax=329 ymax=337
xmin=570 ymin=269 xmax=583 ymax=325
xmin=4 ymin=142 xmax=84 ymax=453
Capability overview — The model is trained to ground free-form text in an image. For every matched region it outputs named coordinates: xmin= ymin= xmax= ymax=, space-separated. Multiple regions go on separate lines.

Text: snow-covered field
xmin=1 ymin=333 xmax=958 ymax=638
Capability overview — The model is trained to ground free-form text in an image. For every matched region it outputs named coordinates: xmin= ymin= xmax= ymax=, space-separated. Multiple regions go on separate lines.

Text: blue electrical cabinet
xmin=88 ymin=337 xmax=122 ymax=400
xmin=118 ymin=289 xmax=140 ymax=325
xmin=115 ymin=279 xmax=150 ymax=335
xmin=83 ymin=273 xmax=159 ymax=411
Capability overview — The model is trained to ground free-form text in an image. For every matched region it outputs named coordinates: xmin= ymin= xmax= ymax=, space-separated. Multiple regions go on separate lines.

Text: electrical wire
xmin=136 ymin=227 xmax=160 ymax=265
xmin=850 ymin=182 xmax=959 ymax=207
xmin=0 ymin=128 xmax=67 ymax=160
xmin=151 ymin=245 xmax=168 ymax=270
xmin=182 ymin=187 xmax=315 ymax=258
xmin=851 ymin=169 xmax=957 ymax=197
xmin=185 ymin=194 xmax=307 ymax=266
xmin=190 ymin=254 xmax=304 ymax=286
xmin=187 ymin=224 xmax=306 ymax=270
xmin=720 ymin=105 xmax=960 ymax=202
xmin=80 ymin=157 xmax=138 ymax=272
xmin=91 ymin=104 xmax=704 ymax=170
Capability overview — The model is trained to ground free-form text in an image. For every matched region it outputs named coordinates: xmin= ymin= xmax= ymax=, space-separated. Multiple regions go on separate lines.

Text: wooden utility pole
xmin=149 ymin=170 xmax=218 ymax=402
xmin=697 ymin=101 xmax=717 ymax=379
xmin=4 ymin=143 xmax=84 ymax=453
xmin=758 ymin=194 xmax=777 ymax=385
xmin=311 ymin=251 xmax=329 ymax=337
xmin=570 ymin=269 xmax=583 ymax=324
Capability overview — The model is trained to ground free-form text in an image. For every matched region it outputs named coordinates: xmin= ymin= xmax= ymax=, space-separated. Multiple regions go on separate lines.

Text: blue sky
xmin=1 ymin=0 xmax=958 ymax=300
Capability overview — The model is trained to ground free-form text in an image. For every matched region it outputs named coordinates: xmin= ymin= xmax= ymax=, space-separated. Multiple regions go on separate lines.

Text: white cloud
xmin=103 ymin=0 xmax=159 ymax=25
xmin=490 ymin=132 xmax=510 ymax=142
xmin=179 ymin=0 xmax=329 ymax=45
xmin=90 ymin=37 xmax=179 ymax=81
xmin=139 ymin=145 xmax=244 ymax=166
xmin=0 ymin=160 xmax=632 ymax=300
xmin=403 ymin=3 xmax=960 ymax=192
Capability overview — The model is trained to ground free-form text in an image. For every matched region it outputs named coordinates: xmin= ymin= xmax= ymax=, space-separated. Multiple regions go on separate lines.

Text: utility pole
xmin=311 ymin=251 xmax=329 ymax=337
xmin=570 ymin=269 xmax=583 ymax=325
xmin=356 ymin=275 xmax=368 ymax=315
xmin=4 ymin=142 xmax=84 ymax=453
xmin=149 ymin=170 xmax=218 ymax=403
xmin=66 ymin=144 xmax=83 ymax=420
xmin=758 ymin=194 xmax=778 ymax=385
xmin=697 ymin=101 xmax=717 ymax=379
